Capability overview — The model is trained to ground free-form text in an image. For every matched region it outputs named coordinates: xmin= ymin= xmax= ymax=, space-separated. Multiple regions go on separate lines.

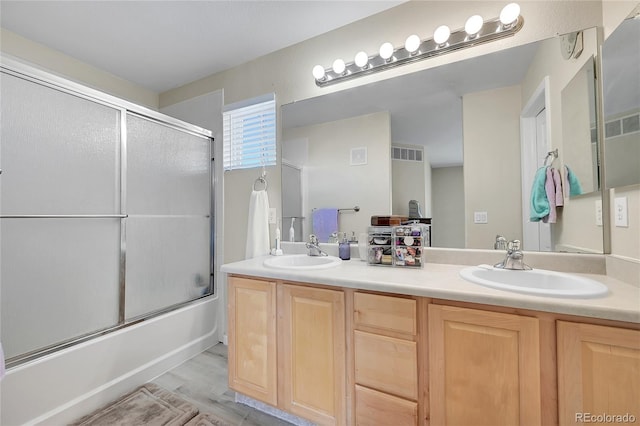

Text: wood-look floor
xmin=152 ymin=343 xmax=291 ymax=426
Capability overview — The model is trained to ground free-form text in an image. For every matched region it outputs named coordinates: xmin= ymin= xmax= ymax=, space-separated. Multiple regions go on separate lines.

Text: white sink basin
xmin=459 ymin=265 xmax=608 ymax=298
xmin=263 ymin=254 xmax=342 ymax=270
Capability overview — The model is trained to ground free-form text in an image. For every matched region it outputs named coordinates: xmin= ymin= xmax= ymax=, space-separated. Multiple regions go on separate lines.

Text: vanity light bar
xmin=313 ymin=4 xmax=524 ymax=87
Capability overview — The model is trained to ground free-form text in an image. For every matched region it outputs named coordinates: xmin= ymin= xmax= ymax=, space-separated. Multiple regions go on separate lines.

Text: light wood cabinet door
xmin=557 ymin=321 xmax=640 ymax=425
xmin=428 ymin=304 xmax=541 ymax=426
xmin=279 ymin=284 xmax=346 ymax=426
xmin=227 ymin=276 xmax=277 ymax=406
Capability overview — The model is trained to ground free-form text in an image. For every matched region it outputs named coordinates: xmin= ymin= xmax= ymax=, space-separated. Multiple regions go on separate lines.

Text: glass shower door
xmin=0 ymin=72 xmax=122 ymax=359
xmin=124 ymin=113 xmax=212 ymax=320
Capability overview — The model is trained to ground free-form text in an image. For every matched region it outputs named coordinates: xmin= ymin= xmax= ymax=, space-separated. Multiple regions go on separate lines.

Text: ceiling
xmin=0 ymin=0 xmax=404 ymax=93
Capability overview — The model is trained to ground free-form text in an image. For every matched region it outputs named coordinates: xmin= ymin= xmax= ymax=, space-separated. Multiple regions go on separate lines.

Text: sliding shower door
xmin=0 ymin=73 xmax=122 ymax=359
xmin=124 ymin=113 xmax=211 ymax=319
xmin=0 ymin=66 xmax=214 ymax=364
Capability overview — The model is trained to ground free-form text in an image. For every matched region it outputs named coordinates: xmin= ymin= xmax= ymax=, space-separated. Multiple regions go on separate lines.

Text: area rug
xmin=70 ymin=383 xmax=232 ymax=426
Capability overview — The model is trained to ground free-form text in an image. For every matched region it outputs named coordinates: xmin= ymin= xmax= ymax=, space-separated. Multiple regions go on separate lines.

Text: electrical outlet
xmin=614 ymin=197 xmax=628 ymax=227
xmin=268 ymin=208 xmax=277 ymax=224
xmin=474 ymin=211 xmax=488 ymax=224
xmin=595 ymin=200 xmax=603 ymax=226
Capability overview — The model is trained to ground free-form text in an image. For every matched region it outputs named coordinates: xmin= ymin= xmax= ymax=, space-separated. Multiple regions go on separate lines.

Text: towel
xmin=245 ymin=190 xmax=271 ymax=259
xmin=543 ymin=167 xmax=558 ymax=223
xmin=312 ymin=208 xmax=339 ymax=243
xmin=564 ymin=165 xmax=583 ymax=197
xmin=530 ymin=167 xmax=550 ymax=222
xmin=552 ymin=168 xmax=564 ymax=206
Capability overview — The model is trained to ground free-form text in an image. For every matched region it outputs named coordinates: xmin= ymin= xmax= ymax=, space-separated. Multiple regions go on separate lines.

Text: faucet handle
xmin=508 ymin=239 xmax=522 ymax=251
xmin=309 ymin=234 xmax=318 ymax=244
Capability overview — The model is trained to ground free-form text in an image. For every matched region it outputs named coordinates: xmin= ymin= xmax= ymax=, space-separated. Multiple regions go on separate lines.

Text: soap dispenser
xmin=339 ymin=233 xmax=351 ymax=260
xmin=289 ymin=218 xmax=295 ymax=242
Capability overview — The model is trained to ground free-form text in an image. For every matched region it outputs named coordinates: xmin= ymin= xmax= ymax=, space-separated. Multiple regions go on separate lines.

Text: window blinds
xmin=223 ymin=94 xmax=276 ymax=170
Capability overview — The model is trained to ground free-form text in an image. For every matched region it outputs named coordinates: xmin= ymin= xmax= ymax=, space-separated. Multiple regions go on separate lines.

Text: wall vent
xmin=392 ymin=146 xmax=423 ymax=162
xmin=605 ymin=112 xmax=640 ymax=138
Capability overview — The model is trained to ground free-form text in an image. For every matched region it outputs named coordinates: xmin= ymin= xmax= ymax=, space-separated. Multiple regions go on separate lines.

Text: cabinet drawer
xmin=355 ymin=385 xmax=418 ymax=426
xmin=354 ymin=330 xmax=418 ymax=400
xmin=354 ymin=292 xmax=416 ymax=335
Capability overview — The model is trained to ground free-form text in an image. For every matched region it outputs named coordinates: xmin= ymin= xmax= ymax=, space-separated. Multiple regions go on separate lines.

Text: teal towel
xmin=530 ymin=167 xmax=550 ymax=222
xmin=565 ymin=165 xmax=583 ymax=196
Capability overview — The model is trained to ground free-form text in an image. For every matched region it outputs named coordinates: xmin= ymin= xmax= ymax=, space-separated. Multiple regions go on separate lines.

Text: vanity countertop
xmin=221 ymin=255 xmax=640 ymax=324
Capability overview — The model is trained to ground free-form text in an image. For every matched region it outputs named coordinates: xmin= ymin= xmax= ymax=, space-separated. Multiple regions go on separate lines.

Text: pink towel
xmin=552 ymin=168 xmax=564 ymax=206
xmin=543 ymin=168 xmax=557 ymax=223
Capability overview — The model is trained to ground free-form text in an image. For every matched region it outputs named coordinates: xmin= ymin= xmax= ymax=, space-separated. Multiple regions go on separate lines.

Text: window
xmin=223 ymin=93 xmax=276 ymax=171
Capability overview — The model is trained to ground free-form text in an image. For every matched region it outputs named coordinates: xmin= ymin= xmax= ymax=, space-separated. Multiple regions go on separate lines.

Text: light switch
xmin=474 ymin=211 xmax=488 ymax=224
xmin=614 ymin=197 xmax=628 ymax=227
xmin=595 ymin=200 xmax=602 ymax=226
xmin=268 ymin=208 xmax=277 ymax=224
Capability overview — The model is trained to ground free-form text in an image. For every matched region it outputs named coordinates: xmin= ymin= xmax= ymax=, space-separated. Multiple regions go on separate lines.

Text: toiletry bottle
xmin=339 ymin=235 xmax=351 ymax=260
xmin=289 ymin=218 xmax=295 ymax=242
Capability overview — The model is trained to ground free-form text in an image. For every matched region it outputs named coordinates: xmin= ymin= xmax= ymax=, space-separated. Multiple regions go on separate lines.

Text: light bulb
xmin=379 ymin=42 xmax=394 ymax=60
xmin=500 ymin=3 xmax=520 ymax=26
xmin=332 ymin=58 xmax=346 ymax=74
xmin=312 ymin=65 xmax=325 ymax=80
xmin=405 ymin=34 xmax=421 ymax=54
xmin=354 ymin=51 xmax=369 ymax=68
xmin=433 ymin=25 xmax=451 ymax=45
xmin=465 ymin=15 xmax=483 ymax=36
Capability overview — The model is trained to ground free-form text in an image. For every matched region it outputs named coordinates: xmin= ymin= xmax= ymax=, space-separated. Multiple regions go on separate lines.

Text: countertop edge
xmin=221 ymin=257 xmax=640 ymax=325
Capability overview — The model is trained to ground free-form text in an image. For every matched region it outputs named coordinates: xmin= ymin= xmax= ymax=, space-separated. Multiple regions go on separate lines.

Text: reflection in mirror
xmin=602 ymin=15 xmax=640 ymax=189
xmin=282 ymin=27 xmax=604 ymax=253
xmin=561 ymin=56 xmax=599 ymax=196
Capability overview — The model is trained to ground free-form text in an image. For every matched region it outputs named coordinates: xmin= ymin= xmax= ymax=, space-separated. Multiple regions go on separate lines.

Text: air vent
xmin=605 ymin=112 xmax=640 ymax=138
xmin=392 ymin=146 xmax=423 ymax=162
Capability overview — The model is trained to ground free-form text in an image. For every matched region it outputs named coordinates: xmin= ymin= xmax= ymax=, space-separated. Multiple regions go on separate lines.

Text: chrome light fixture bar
xmin=313 ymin=3 xmax=524 ymax=87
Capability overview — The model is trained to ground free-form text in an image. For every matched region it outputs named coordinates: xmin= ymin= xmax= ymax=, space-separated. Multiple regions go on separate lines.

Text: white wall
xmin=432 ymin=166 xmax=465 ymax=248
xmin=392 ymin=145 xmax=427 ymax=217
xmin=463 ymin=85 xmax=523 ymax=249
xmin=284 ymin=112 xmax=392 ymax=239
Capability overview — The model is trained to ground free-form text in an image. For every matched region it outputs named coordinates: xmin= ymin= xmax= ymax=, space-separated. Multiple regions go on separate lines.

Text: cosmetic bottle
xmin=339 ymin=235 xmax=351 ymax=260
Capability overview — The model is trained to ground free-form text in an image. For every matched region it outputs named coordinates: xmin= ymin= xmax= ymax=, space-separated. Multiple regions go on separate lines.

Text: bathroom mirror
xmin=561 ymin=56 xmax=599 ymax=196
xmin=282 ymin=27 xmax=604 ymax=253
xmin=601 ymin=15 xmax=640 ymax=189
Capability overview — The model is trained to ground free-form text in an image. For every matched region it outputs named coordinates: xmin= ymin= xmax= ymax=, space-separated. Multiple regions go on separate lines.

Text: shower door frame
xmin=1 ymin=57 xmax=216 ymax=368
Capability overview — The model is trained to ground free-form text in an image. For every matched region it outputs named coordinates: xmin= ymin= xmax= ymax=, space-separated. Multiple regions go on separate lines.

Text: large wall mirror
xmin=602 ymin=13 xmax=640 ymax=189
xmin=281 ymin=26 xmax=605 ymax=254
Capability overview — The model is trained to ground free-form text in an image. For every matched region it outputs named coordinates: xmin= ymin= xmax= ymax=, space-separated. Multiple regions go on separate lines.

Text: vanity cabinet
xmin=228 ymin=276 xmax=346 ymax=425
xmin=557 ymin=321 xmax=640 ymax=425
xmin=227 ymin=276 xmax=277 ymax=406
xmin=428 ymin=304 xmax=542 ymax=426
xmin=353 ymin=292 xmax=420 ymax=425
xmin=228 ymin=273 xmax=639 ymax=426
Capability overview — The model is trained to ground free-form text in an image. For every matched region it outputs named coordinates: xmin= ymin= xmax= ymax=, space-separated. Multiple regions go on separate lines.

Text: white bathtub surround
xmin=1 ymin=297 xmax=219 ymax=426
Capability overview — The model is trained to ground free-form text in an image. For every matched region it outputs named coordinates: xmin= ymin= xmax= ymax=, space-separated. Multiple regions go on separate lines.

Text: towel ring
xmin=253 ymin=176 xmax=267 ymax=191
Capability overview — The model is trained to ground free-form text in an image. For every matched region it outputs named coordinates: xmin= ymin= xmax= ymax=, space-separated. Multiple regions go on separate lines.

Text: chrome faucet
xmin=494 ymin=239 xmax=532 ymax=270
xmin=494 ymin=235 xmax=507 ymax=250
xmin=306 ymin=234 xmax=328 ymax=257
